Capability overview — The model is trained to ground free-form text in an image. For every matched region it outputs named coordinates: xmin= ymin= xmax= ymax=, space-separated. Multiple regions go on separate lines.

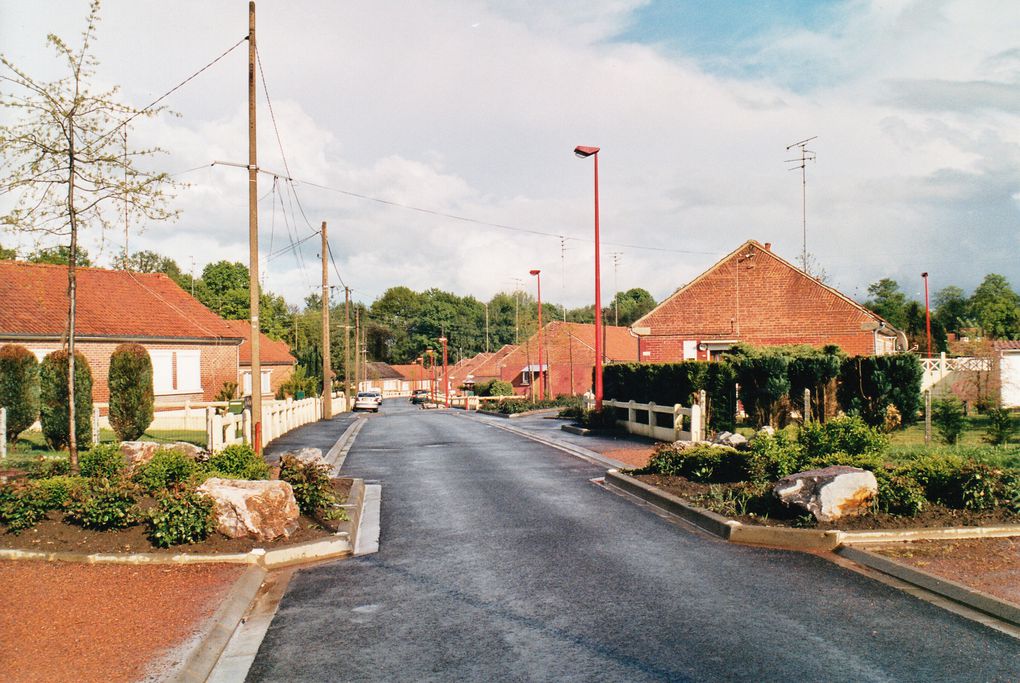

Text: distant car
xmin=411 ymin=389 xmax=429 ymax=404
xmin=366 ymin=390 xmax=383 ymax=405
xmin=354 ymin=392 xmax=379 ymax=412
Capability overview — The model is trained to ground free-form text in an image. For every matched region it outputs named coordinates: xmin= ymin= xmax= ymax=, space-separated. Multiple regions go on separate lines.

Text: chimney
xmin=763 ymin=242 xmax=771 ymax=251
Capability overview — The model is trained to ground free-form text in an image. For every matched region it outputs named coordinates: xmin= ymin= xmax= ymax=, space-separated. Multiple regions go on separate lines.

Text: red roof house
xmin=0 ymin=261 xmax=243 ymax=403
xmin=221 ymin=319 xmax=297 ymax=398
xmin=633 ymin=240 xmax=905 ymax=362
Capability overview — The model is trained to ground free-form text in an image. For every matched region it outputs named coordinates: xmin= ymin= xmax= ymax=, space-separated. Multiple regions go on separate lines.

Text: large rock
xmin=279 ymin=447 xmax=325 ymax=466
xmin=197 ymin=478 xmax=300 ymax=541
xmin=120 ymin=441 xmax=206 ymax=470
xmin=713 ymin=431 xmax=748 ymax=448
xmin=773 ymin=466 xmax=878 ymax=522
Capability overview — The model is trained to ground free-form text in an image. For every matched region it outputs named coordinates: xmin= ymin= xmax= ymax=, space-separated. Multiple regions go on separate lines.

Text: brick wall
xmin=637 ymin=242 xmax=890 ymax=362
xmin=4 ymin=339 xmax=239 ymax=403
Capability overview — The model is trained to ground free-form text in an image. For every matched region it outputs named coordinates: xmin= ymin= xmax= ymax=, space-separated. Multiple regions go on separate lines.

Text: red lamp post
xmin=922 ymin=272 xmax=932 ymax=358
xmin=416 ymin=356 xmax=424 ymax=392
xmin=574 ymin=145 xmax=603 ymax=410
xmin=427 ymin=348 xmax=436 ymax=402
xmin=438 ymin=336 xmax=449 ymax=407
xmin=529 ymin=269 xmax=544 ymax=401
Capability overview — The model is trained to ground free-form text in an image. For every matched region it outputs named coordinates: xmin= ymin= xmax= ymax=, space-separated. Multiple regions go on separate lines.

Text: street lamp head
xmin=921 ymin=272 xmax=928 ymax=278
xmin=574 ymin=145 xmax=599 ymax=158
xmin=438 ymin=336 xmax=447 ymax=343
xmin=529 ymin=269 xmax=541 ymax=276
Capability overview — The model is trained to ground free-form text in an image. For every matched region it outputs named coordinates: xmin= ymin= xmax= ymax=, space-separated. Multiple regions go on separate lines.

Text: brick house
xmin=0 ymin=261 xmax=243 ymax=403
xmin=632 ymin=240 xmax=905 ymax=362
xmin=221 ymin=319 xmax=297 ymax=398
xmin=488 ymin=322 xmax=638 ymax=397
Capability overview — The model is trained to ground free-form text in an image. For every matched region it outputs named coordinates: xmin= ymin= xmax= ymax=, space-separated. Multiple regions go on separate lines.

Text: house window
xmin=683 ymin=340 xmax=698 ymax=360
xmin=242 ymin=370 xmax=271 ymax=395
xmin=149 ymin=349 xmax=202 ymax=395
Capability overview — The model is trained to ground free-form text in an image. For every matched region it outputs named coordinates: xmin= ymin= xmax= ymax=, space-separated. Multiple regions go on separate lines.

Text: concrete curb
xmin=467 ymin=414 xmax=628 ymax=470
xmin=836 ymin=545 xmax=1020 ymax=627
xmin=475 ymin=407 xmax=562 ymax=420
xmin=325 ymin=416 xmax=367 ymax=475
xmin=603 ymin=468 xmax=736 ymax=540
xmin=171 ymin=564 xmax=268 ymax=683
xmin=354 ymin=484 xmax=381 ymax=555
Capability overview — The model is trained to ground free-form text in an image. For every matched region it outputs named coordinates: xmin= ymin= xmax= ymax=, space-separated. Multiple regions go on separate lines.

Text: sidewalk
xmin=263 ymin=411 xmax=359 ymax=465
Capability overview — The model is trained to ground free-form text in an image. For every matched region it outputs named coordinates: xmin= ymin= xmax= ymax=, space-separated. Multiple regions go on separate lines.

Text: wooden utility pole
xmin=321 ymin=222 xmax=332 ymax=419
xmin=354 ymin=307 xmax=361 ymax=395
xmin=247 ymin=1 xmax=263 ymax=453
xmin=344 ymin=286 xmax=351 ymax=408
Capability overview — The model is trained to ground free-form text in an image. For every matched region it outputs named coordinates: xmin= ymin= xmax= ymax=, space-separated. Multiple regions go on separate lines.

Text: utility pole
xmin=344 ymin=286 xmax=351 ymax=407
xmin=321 ymin=222 xmax=332 ymax=419
xmin=354 ymin=307 xmax=360 ymax=395
xmin=611 ymin=252 xmax=621 ymax=326
xmin=247 ymin=0 xmax=263 ymax=453
xmin=785 ymin=136 xmax=817 ymax=275
xmin=485 ymin=303 xmax=489 ymax=353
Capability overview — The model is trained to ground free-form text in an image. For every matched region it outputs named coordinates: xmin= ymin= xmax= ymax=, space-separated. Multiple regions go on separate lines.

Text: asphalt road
xmin=247 ymin=400 xmax=1020 ymax=682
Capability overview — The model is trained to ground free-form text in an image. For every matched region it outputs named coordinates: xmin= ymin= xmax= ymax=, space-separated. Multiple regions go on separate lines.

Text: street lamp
xmin=426 ymin=348 xmax=436 ymax=402
xmin=574 ymin=145 xmax=603 ymax=410
xmin=530 ymin=269 xmax=544 ymax=401
xmin=922 ymin=272 xmax=932 ymax=358
xmin=438 ymin=336 xmax=449 ymax=408
xmin=416 ymin=356 xmax=424 ymax=392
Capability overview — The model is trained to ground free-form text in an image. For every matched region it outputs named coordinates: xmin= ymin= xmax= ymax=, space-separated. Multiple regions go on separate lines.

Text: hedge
xmin=39 ymin=350 xmax=93 ymax=450
xmin=0 ymin=344 xmax=41 ymax=441
xmin=837 ymin=354 xmax=922 ymax=427
xmin=108 ymin=343 xmax=154 ymax=441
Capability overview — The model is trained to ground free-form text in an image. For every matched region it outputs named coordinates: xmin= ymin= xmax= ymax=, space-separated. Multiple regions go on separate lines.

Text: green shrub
xmin=984 ymin=407 xmax=1015 ymax=446
xmin=0 ymin=482 xmax=50 ymax=533
xmin=875 ymin=470 xmax=927 ymax=516
xmin=799 ymin=415 xmax=887 ymax=460
xmin=27 ymin=456 xmax=70 ymax=479
xmin=205 ymin=444 xmax=269 ymax=480
xmin=558 ymin=405 xmax=585 ymax=420
xmin=65 ymin=478 xmax=138 ymax=530
xmin=279 ymin=454 xmax=338 ymax=515
xmin=906 ymin=453 xmax=968 ymax=505
xmin=0 ymin=344 xmax=41 ymax=442
xmin=932 ymin=397 xmax=965 ymax=445
xmin=108 ymin=343 xmax=154 ymax=441
xmin=79 ymin=443 xmax=126 ymax=479
xmin=838 ymin=354 xmax=923 ymax=426
xmin=579 ymin=406 xmax=617 ymax=429
xmin=134 ymin=448 xmax=199 ymax=492
xmin=801 ymin=450 xmax=884 ymax=472
xmin=732 ymin=350 xmax=791 ymax=428
xmin=33 ymin=475 xmax=82 ymax=509
xmin=477 ymin=379 xmax=514 ymax=397
xmin=147 ymin=487 xmax=215 ymax=547
xmin=643 ymin=444 xmax=745 ymax=483
xmin=39 ymin=350 xmax=93 ymax=450
xmin=959 ymin=463 xmax=1003 ymax=510
xmin=745 ymin=431 xmax=804 ymax=484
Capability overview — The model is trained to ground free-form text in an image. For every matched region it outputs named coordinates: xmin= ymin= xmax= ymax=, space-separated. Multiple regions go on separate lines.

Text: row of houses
xmin=0 ymin=261 xmax=297 ymax=404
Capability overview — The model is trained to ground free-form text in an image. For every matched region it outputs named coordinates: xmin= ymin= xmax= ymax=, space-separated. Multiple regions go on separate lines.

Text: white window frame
xmin=242 ymin=369 xmax=272 ymax=396
xmin=149 ymin=349 xmax=203 ymax=396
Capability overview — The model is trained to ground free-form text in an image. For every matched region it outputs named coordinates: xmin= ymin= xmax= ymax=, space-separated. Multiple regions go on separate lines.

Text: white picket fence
xmin=920 ymin=352 xmax=993 ymax=392
xmin=584 ymin=394 xmax=704 ymax=442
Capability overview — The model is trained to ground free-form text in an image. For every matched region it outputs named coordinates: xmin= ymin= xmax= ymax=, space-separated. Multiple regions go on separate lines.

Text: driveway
xmin=247 ymin=400 xmax=1020 ymax=682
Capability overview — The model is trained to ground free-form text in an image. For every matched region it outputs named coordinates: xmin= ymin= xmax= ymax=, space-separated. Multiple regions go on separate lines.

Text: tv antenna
xmin=611 ymin=252 xmax=622 ymax=326
xmin=785 ymin=136 xmax=817 ymax=274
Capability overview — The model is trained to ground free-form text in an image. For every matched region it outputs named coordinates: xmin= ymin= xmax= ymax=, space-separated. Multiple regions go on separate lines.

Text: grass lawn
xmin=5 ymin=428 xmax=207 ymax=463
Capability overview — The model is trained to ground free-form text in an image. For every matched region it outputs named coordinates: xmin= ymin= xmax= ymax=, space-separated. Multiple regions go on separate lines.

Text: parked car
xmin=411 ymin=389 xmax=429 ymax=404
xmin=366 ymin=389 xmax=383 ymax=405
xmin=354 ymin=392 xmax=380 ymax=412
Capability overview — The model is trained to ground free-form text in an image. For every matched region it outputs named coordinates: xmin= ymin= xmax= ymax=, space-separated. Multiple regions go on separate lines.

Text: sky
xmin=2 ymin=0 xmax=1020 ymax=310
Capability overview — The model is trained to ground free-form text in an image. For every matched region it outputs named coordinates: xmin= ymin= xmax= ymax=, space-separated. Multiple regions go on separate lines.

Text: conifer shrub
xmin=108 ymin=343 xmax=154 ymax=441
xmin=0 ymin=344 xmax=41 ymax=442
xmin=39 ymin=350 xmax=93 ymax=450
xmin=932 ymin=397 xmax=965 ymax=445
xmin=984 ymin=407 xmax=1015 ymax=446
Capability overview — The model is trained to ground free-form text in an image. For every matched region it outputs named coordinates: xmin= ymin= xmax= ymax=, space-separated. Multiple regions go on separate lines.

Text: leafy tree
xmin=969 ymin=274 xmax=1020 ymax=339
xmin=606 ymin=288 xmax=656 ymax=326
xmin=27 ymin=245 xmax=93 ymax=267
xmin=40 ymin=350 xmax=93 ymax=453
xmin=933 ymin=285 xmax=970 ymax=335
xmin=903 ymin=301 xmax=948 ymax=354
xmin=864 ymin=278 xmax=907 ymax=329
xmin=0 ymin=244 xmax=18 ymax=260
xmin=115 ymin=249 xmax=182 ymax=278
xmin=0 ymin=0 xmax=176 ymax=467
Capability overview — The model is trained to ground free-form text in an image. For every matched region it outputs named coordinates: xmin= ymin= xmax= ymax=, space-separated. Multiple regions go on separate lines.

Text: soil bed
xmin=871 ymin=538 xmax=1020 ymax=606
xmin=633 ymin=473 xmax=1020 ymax=530
xmin=0 ymin=478 xmax=353 ymax=555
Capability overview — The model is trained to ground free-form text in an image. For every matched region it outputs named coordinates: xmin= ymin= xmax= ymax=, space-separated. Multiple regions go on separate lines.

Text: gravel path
xmin=0 ymin=561 xmax=243 ymax=682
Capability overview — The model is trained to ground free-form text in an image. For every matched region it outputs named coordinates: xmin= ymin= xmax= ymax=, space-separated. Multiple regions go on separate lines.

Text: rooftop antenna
xmin=560 ymin=236 xmax=568 ymax=323
xmin=785 ymin=136 xmax=817 ymax=275
xmin=509 ymin=276 xmax=525 ymax=344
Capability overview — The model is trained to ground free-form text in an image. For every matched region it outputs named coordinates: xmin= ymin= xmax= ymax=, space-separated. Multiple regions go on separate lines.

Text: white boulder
xmin=120 ymin=441 xmax=206 ymax=470
xmin=713 ymin=431 xmax=747 ymax=448
xmin=280 ymin=447 xmax=326 ymax=466
xmin=773 ymin=466 xmax=878 ymax=522
xmin=197 ymin=478 xmax=300 ymax=541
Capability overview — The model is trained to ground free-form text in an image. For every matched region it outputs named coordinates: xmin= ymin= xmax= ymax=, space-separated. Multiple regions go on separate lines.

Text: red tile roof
xmin=469 ymin=344 xmax=519 ymax=379
xmin=0 ymin=261 xmax=242 ymax=341
xmin=502 ymin=322 xmax=638 ymax=369
xmin=389 ymin=363 xmax=423 ymax=380
xmin=222 ymin=319 xmax=296 ymax=365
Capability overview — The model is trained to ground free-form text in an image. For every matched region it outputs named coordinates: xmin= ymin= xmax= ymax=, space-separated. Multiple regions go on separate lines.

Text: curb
xmin=836 ymin=545 xmax=1020 ymax=627
xmin=475 ymin=408 xmax=562 ymax=420
xmin=467 ymin=414 xmax=628 ymax=470
xmin=171 ymin=564 xmax=268 ymax=683
xmin=325 ymin=416 xmax=367 ymax=475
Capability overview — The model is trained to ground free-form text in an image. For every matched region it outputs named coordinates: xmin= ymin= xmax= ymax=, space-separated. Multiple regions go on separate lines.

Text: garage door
xmin=1001 ymin=353 xmax=1020 ymax=408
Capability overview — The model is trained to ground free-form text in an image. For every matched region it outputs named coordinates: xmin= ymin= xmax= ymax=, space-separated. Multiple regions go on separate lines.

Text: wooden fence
xmin=584 ymin=395 xmax=704 ymax=442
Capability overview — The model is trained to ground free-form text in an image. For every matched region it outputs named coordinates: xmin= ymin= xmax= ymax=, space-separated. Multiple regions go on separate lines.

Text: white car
xmin=365 ymin=389 xmax=383 ymax=405
xmin=354 ymin=392 xmax=379 ymax=412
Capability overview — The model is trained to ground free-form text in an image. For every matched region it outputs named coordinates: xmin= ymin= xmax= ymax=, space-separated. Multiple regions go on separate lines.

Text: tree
xmin=0 ymin=244 xmax=18 ymax=260
xmin=864 ymin=279 xmax=907 ymax=329
xmin=0 ymin=0 xmax=176 ymax=469
xmin=0 ymin=344 xmax=41 ymax=442
xmin=108 ymin=343 xmax=154 ymax=441
xmin=115 ymin=249 xmax=181 ymax=277
xmin=606 ymin=288 xmax=656 ymax=326
xmin=28 ymin=245 xmax=93 ymax=267
xmin=933 ymin=285 xmax=970 ymax=335
xmin=969 ymin=274 xmax=1020 ymax=339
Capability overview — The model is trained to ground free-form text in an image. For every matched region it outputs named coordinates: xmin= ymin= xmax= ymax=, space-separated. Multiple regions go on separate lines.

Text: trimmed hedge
xmin=108 ymin=343 xmax=154 ymax=441
xmin=837 ymin=354 xmax=922 ymax=427
xmin=0 ymin=344 xmax=41 ymax=441
xmin=39 ymin=350 xmax=93 ymax=450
